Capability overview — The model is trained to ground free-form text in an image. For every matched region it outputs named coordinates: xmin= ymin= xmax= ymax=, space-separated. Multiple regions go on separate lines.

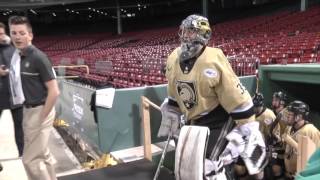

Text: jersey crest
xmin=176 ymin=80 xmax=197 ymax=109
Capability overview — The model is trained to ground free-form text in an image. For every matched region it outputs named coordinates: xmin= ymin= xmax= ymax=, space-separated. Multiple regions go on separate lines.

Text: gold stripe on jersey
xmin=256 ymin=108 xmax=276 ymax=139
xmin=165 ymin=47 xmax=252 ymax=122
xmin=284 ymin=123 xmax=320 ymax=174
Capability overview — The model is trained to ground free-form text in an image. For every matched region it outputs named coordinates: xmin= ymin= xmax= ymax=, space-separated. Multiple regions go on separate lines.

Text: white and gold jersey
xmin=271 ymin=108 xmax=288 ymax=143
xmin=165 ymin=47 xmax=253 ymax=123
xmin=284 ymin=123 xmax=320 ymax=174
xmin=256 ymin=107 xmax=276 ymax=139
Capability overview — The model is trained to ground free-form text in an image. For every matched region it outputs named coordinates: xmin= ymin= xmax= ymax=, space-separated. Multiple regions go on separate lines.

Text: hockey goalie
xmin=157 ymin=14 xmax=267 ymax=180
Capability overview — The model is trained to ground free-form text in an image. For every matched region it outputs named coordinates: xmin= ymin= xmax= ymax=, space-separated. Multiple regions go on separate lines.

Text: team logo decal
xmin=203 ymin=68 xmax=218 ymax=78
xmin=176 ymin=80 xmax=197 ymax=109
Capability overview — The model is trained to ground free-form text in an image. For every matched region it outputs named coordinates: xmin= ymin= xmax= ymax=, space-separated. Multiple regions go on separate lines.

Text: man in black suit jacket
xmin=0 ymin=22 xmax=23 ymax=157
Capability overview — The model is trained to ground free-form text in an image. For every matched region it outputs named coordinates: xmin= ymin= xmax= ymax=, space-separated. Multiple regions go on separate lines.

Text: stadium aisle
xmin=0 ymin=110 xmax=27 ymax=180
xmin=0 ymin=110 xmax=83 ymax=180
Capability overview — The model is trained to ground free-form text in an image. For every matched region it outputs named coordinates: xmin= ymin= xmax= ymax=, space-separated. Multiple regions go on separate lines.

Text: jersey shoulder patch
xmin=203 ymin=68 xmax=218 ymax=78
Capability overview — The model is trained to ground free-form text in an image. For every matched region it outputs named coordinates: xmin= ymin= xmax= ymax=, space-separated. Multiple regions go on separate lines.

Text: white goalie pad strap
xmin=222 ymin=140 xmax=245 ymax=165
xmin=206 ymin=168 xmax=228 ymax=180
xmin=205 ymin=158 xmax=223 ymax=175
xmin=157 ymin=98 xmax=181 ymax=137
xmin=205 ymin=158 xmax=228 ymax=180
xmin=175 ymin=125 xmax=210 ymax=180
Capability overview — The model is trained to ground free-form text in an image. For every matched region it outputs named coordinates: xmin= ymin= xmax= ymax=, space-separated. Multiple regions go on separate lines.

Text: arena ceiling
xmin=0 ymin=0 xmax=190 ymax=9
xmin=0 ymin=0 xmax=302 ymax=35
xmin=0 ymin=0 xmax=195 ymax=21
xmin=0 ymin=0 xmax=96 ymax=8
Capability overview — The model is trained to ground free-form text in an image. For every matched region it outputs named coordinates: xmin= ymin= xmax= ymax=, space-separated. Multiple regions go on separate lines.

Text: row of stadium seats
xmin=35 ymin=5 xmax=320 ymax=88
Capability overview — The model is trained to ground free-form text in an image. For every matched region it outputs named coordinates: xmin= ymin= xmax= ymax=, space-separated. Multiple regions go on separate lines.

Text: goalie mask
xmin=178 ymin=14 xmax=212 ymax=61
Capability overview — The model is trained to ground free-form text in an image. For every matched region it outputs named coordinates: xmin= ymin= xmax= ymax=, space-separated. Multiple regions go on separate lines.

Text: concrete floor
xmin=0 ymin=110 xmax=83 ymax=180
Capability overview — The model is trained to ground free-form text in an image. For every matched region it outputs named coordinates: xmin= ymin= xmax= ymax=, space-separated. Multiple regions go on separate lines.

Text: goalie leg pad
xmin=175 ymin=125 xmax=210 ymax=180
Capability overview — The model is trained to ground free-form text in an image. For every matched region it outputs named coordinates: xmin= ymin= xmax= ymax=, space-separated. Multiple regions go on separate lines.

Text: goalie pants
xmin=188 ymin=105 xmax=235 ymax=159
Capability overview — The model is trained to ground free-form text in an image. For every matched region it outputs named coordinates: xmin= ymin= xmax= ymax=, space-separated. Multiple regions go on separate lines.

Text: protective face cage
xmin=273 ymin=91 xmax=288 ymax=105
xmin=287 ymin=100 xmax=310 ymax=119
xmin=178 ymin=14 xmax=212 ymax=46
xmin=252 ymin=93 xmax=264 ymax=107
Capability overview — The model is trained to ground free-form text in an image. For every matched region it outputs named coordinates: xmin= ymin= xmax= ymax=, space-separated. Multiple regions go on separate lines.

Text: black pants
xmin=190 ymin=105 xmax=235 ymax=159
xmin=0 ymin=107 xmax=24 ymax=156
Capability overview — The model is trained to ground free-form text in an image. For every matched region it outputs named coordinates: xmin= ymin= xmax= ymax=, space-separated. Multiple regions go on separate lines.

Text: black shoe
xmin=0 ymin=163 xmax=3 ymax=171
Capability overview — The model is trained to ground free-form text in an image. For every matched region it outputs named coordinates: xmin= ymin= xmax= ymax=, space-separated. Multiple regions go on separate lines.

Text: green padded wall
xmin=96 ymin=85 xmax=167 ymax=153
xmin=97 ymin=76 xmax=257 ymax=153
xmin=56 ymin=80 xmax=98 ymax=145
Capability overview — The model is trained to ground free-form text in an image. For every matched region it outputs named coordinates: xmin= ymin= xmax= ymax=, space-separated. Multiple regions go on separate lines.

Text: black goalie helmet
xmin=252 ymin=93 xmax=264 ymax=107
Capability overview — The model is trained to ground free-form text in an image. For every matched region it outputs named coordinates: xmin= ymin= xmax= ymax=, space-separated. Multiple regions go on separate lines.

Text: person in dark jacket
xmin=0 ymin=22 xmax=24 ymax=157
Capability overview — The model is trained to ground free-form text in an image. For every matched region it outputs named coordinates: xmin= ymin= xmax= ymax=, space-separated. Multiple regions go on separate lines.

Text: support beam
xmin=301 ymin=0 xmax=308 ymax=11
xmin=202 ymin=0 xmax=208 ymax=17
xmin=116 ymin=0 xmax=122 ymax=35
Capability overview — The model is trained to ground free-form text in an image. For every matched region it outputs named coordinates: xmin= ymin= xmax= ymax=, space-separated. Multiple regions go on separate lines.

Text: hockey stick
xmin=153 ymin=132 xmax=173 ymax=180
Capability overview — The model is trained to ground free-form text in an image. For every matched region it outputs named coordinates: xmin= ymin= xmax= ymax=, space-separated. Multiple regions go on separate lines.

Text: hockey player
xmin=269 ymin=91 xmax=288 ymax=180
xmin=158 ymin=14 xmax=266 ymax=180
xmin=283 ymin=101 xmax=320 ymax=179
xmin=253 ymin=93 xmax=276 ymax=139
xmin=272 ymin=91 xmax=288 ymax=115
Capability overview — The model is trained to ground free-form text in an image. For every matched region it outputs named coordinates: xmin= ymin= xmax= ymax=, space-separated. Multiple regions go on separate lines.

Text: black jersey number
xmin=237 ymin=83 xmax=246 ymax=94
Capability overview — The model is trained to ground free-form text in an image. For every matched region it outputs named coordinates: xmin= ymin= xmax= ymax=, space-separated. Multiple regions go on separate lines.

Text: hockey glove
xmin=157 ymin=98 xmax=182 ymax=137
